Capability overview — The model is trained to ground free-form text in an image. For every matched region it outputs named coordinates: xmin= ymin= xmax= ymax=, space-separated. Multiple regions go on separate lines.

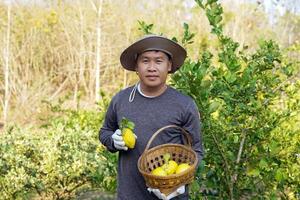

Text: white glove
xmin=112 ymin=129 xmax=128 ymax=151
xmin=147 ymin=185 xmax=185 ymax=200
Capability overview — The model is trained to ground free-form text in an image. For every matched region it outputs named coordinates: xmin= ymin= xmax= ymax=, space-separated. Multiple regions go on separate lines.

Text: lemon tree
xmin=169 ymin=0 xmax=300 ymax=199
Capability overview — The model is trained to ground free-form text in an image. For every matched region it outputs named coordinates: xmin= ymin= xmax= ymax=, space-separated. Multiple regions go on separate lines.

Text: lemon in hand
xmin=122 ymin=128 xmax=136 ymax=149
xmin=151 ymin=167 xmax=167 ymax=176
xmin=120 ymin=117 xmax=136 ymax=149
xmin=175 ymin=163 xmax=190 ymax=174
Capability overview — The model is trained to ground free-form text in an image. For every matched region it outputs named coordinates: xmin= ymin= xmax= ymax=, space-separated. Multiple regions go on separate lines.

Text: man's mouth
xmin=145 ymin=75 xmax=159 ymax=80
xmin=146 ymin=75 xmax=159 ymax=78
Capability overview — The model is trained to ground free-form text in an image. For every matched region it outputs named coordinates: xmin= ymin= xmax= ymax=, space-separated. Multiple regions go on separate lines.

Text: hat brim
xmin=120 ymin=35 xmax=187 ymax=73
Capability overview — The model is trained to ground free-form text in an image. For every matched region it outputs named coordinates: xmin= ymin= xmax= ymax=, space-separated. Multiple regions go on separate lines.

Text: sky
xmin=2 ymin=0 xmax=300 ymax=16
xmin=250 ymin=0 xmax=300 ymax=15
xmin=246 ymin=0 xmax=300 ymax=24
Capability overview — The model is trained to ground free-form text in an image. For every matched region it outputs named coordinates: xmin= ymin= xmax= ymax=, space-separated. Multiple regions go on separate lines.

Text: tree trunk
xmin=78 ymin=0 xmax=88 ymax=94
xmin=95 ymin=0 xmax=103 ymax=102
xmin=3 ymin=2 xmax=11 ymax=125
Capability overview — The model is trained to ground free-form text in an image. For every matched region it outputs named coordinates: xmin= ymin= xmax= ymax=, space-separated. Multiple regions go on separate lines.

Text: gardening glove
xmin=112 ymin=129 xmax=137 ymax=151
xmin=147 ymin=185 xmax=185 ymax=200
xmin=112 ymin=129 xmax=128 ymax=151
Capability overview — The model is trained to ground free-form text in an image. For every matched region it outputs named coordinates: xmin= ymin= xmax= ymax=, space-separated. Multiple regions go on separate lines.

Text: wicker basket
xmin=138 ymin=125 xmax=198 ymax=196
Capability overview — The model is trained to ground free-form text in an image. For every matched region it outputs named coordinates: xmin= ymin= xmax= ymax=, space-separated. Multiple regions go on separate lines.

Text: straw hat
xmin=120 ymin=35 xmax=187 ymax=73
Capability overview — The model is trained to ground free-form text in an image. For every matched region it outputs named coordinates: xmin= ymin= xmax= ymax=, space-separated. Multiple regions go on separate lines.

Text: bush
xmin=0 ymin=98 xmax=117 ymax=199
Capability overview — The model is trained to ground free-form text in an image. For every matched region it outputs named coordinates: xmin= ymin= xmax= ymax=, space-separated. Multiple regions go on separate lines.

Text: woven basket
xmin=138 ymin=125 xmax=198 ymax=196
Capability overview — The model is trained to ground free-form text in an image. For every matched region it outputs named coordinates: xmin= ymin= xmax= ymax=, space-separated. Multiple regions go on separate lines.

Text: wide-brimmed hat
xmin=120 ymin=35 xmax=187 ymax=73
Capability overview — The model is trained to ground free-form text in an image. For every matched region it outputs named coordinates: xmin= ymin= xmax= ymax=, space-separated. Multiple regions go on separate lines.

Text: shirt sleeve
xmin=182 ymin=100 xmax=204 ymax=167
xmin=99 ymin=95 xmax=119 ymax=153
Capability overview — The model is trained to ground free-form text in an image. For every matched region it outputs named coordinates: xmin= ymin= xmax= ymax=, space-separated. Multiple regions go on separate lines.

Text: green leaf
xmin=201 ymin=79 xmax=212 ymax=89
xmin=120 ymin=117 xmax=135 ymax=130
xmin=224 ymin=71 xmax=237 ymax=83
xmin=171 ymin=37 xmax=178 ymax=42
xmin=247 ymin=168 xmax=260 ymax=177
xmin=183 ymin=22 xmax=189 ymax=30
xmin=208 ymin=101 xmax=220 ymax=113
xmin=269 ymin=141 xmax=280 ymax=155
xmin=163 ymin=153 xmax=170 ymax=163
xmin=182 ymin=22 xmax=195 ymax=45
xmin=199 ymin=160 xmax=206 ymax=171
xmin=137 ymin=20 xmax=153 ymax=34
xmin=233 ymin=135 xmax=239 ymax=143
xmin=215 ymin=15 xmax=222 ymax=23
xmin=195 ymin=0 xmax=204 ymax=8
xmin=259 ymin=159 xmax=268 ymax=170
xmin=275 ymin=169 xmax=285 ymax=182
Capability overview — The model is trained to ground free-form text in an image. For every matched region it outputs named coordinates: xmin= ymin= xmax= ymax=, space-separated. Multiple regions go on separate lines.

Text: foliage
xmin=169 ymin=0 xmax=300 ymax=199
xmin=138 ymin=20 xmax=154 ymax=34
xmin=0 ymin=96 xmax=117 ymax=199
xmin=0 ymin=1 xmax=299 ymax=199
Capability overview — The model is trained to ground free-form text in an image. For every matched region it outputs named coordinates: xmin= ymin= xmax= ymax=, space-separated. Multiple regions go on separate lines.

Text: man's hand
xmin=112 ymin=129 xmax=137 ymax=150
xmin=147 ymin=185 xmax=185 ymax=200
xmin=112 ymin=129 xmax=128 ymax=151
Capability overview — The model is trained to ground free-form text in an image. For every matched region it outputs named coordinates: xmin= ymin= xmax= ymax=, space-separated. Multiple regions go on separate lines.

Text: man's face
xmin=135 ymin=50 xmax=172 ymax=89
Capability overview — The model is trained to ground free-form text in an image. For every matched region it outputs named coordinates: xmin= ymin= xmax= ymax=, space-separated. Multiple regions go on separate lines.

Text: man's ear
xmin=168 ymin=61 xmax=172 ymax=72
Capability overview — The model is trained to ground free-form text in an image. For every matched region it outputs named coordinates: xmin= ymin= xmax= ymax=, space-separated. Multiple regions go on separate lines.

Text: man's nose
xmin=147 ymin=61 xmax=157 ymax=71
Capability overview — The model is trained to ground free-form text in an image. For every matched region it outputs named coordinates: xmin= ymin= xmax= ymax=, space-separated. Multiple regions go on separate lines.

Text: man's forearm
xmin=99 ymin=129 xmax=118 ymax=152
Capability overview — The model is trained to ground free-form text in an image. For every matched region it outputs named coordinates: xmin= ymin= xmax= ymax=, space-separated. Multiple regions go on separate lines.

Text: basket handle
xmin=145 ymin=125 xmax=192 ymax=151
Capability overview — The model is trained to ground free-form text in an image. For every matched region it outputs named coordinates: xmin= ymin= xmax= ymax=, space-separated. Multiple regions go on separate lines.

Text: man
xmin=99 ymin=35 xmax=204 ymax=200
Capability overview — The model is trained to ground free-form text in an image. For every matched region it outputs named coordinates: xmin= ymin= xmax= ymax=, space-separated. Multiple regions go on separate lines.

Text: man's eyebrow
xmin=139 ymin=55 xmax=167 ymax=59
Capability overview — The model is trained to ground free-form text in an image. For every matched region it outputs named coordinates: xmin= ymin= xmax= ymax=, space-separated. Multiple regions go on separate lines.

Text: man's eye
xmin=156 ymin=60 xmax=162 ymax=63
xmin=142 ymin=60 xmax=148 ymax=63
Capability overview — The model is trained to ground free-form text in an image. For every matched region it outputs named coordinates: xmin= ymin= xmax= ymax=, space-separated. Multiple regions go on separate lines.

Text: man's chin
xmin=142 ymin=82 xmax=161 ymax=88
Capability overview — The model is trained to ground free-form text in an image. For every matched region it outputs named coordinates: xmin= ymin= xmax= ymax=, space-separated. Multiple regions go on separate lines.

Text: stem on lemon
xmin=163 ymin=153 xmax=170 ymax=164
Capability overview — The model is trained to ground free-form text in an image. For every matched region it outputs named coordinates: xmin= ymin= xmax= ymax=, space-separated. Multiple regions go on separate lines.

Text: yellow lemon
xmin=162 ymin=160 xmax=178 ymax=175
xmin=122 ymin=128 xmax=136 ymax=149
xmin=151 ymin=167 xmax=167 ymax=176
xmin=175 ymin=163 xmax=190 ymax=174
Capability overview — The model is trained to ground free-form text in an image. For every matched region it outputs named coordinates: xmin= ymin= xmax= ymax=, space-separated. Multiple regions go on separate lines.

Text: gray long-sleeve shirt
xmin=99 ymin=85 xmax=204 ymax=200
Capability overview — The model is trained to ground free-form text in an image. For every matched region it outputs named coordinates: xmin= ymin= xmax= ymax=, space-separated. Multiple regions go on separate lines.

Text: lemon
xmin=162 ymin=160 xmax=178 ymax=175
xmin=122 ymin=128 xmax=136 ymax=149
xmin=120 ymin=117 xmax=136 ymax=149
xmin=151 ymin=167 xmax=167 ymax=176
xmin=175 ymin=163 xmax=190 ymax=174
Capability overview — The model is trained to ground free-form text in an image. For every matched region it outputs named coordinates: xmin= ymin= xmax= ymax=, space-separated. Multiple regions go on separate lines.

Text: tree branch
xmin=211 ymin=132 xmax=234 ymax=200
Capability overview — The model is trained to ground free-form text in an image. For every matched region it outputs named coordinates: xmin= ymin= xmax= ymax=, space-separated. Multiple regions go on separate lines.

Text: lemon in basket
xmin=175 ymin=163 xmax=190 ymax=174
xmin=151 ymin=167 xmax=167 ymax=176
xmin=163 ymin=160 xmax=178 ymax=175
xmin=161 ymin=153 xmax=178 ymax=175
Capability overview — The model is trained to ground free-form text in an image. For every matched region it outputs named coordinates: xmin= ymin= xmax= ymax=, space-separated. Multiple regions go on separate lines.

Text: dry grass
xmin=0 ymin=0 xmax=298 ymax=126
